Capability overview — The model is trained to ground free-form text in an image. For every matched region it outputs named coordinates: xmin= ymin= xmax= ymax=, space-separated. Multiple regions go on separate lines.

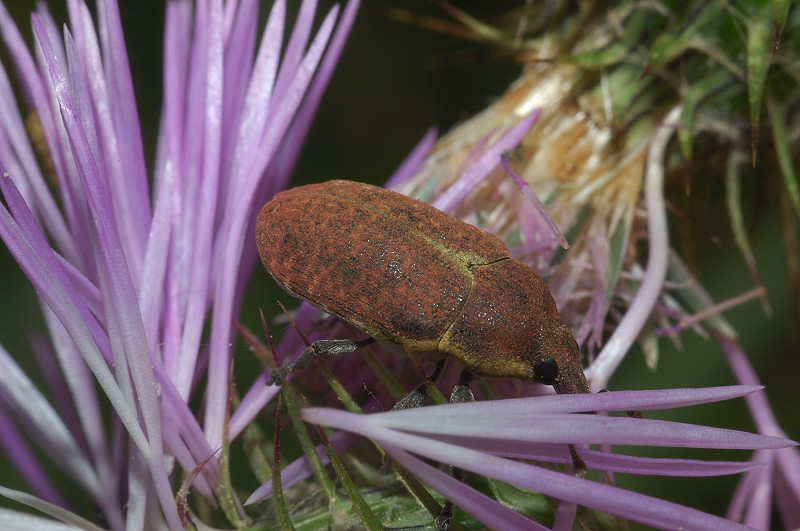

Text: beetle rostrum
xmin=255 ymin=179 xmax=590 ymax=396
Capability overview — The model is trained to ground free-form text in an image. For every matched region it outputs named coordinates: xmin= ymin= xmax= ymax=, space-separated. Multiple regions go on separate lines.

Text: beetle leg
xmin=569 ymin=444 xmax=587 ymax=478
xmin=391 ymin=358 xmax=447 ymax=411
xmin=448 ymin=368 xmax=474 ymax=404
xmin=267 ymin=337 xmax=376 ymax=385
xmin=434 ymin=369 xmax=474 ymax=530
xmin=381 ymin=359 xmax=447 ymax=474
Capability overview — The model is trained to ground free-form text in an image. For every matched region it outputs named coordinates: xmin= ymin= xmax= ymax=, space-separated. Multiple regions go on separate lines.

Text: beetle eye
xmin=533 ymin=356 xmax=559 ymax=385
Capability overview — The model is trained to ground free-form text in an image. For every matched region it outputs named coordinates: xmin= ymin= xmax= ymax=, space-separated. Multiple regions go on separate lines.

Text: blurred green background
xmin=1 ymin=0 xmax=797 ymax=527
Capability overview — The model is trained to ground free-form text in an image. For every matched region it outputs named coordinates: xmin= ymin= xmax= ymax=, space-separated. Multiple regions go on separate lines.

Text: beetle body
xmin=255 ymin=180 xmax=590 ymax=395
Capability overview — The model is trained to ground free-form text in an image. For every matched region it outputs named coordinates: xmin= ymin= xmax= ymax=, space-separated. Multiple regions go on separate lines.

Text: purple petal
xmin=0 ymin=404 xmax=66 ymax=507
xmin=444 ymin=438 xmax=765 ymax=477
xmin=432 ymin=108 xmax=541 ymax=214
xmin=32 ymin=16 xmax=179 ymax=527
xmin=368 ymin=385 xmax=767 ymax=416
xmin=774 ymin=447 xmax=800 ymax=528
xmin=386 ymin=127 xmax=439 ymax=188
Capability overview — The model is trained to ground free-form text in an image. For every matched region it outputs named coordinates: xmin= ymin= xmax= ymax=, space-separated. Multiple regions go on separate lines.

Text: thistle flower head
xmin=0 ymin=0 xmax=357 ymax=527
xmin=1 ymin=1 xmax=798 ymax=530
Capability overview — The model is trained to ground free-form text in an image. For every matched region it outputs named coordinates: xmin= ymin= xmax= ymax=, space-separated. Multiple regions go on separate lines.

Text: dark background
xmin=1 ymin=0 xmax=797 ymax=526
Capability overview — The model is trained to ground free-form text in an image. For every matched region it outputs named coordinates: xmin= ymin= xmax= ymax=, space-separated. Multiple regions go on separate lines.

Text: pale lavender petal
xmin=587 ymin=106 xmax=681 ymax=390
xmin=271 ymin=0 xmax=318 ymax=105
xmin=0 ymin=345 xmax=100 ymax=502
xmin=137 ymin=165 xmax=172 ymax=353
xmin=552 ymin=500 xmax=577 ymax=531
xmin=94 ymin=0 xmax=150 ymax=242
xmin=365 ymin=386 xmax=765 ymax=417
xmin=0 ymin=486 xmax=106 ymax=531
xmin=220 ymin=0 xmax=258 ymax=149
xmin=446 ymin=438 xmax=764 ymax=477
xmin=304 ymin=409 xmax=753 ymax=531
xmin=775 ymin=447 xmax=800 ymax=528
xmin=335 ymin=407 xmax=793 ymax=451
xmin=202 ymin=0 xmax=289 ymax=446
xmin=502 ymin=156 xmax=568 ymax=249
xmin=174 ymin=0 xmax=225 ymax=399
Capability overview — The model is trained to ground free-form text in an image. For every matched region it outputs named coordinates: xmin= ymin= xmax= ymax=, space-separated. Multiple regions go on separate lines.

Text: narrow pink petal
xmin=386 ymin=127 xmax=439 ymax=188
xmin=0 ymin=175 xmax=143 ymax=449
xmin=0 ymin=404 xmax=66 ymax=507
xmin=432 ymin=108 xmax=541 ymax=213
xmin=32 ymin=17 xmax=180 ymax=528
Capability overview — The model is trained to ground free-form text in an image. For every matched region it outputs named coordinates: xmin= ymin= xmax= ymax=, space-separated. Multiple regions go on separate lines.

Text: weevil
xmin=256 ymin=179 xmax=589 ymax=395
xmin=255 ymin=180 xmax=591 ymax=527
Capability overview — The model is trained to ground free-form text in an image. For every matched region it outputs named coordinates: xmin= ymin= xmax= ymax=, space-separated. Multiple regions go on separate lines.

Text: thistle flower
xmin=0 ymin=0 xmax=357 ymax=528
xmin=1 ymin=1 xmax=798 ymax=531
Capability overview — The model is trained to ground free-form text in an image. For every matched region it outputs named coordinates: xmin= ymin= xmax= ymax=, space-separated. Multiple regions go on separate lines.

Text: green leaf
xmin=678 ymin=68 xmax=735 ymax=159
xmin=314 ymin=426 xmax=384 ymax=530
xmin=746 ymin=2 xmax=772 ymax=163
xmin=605 ymin=215 xmax=630 ymax=307
xmin=649 ymin=4 xmax=723 ymax=68
xmin=566 ymin=10 xmax=648 ymax=68
xmin=724 ymin=152 xmax=767 ymax=310
xmin=271 ymin=396 xmax=297 ymax=531
xmin=284 ymin=387 xmax=338 ymax=501
xmin=767 ymin=95 xmax=800 ymax=224
xmin=772 ymin=0 xmax=790 ymax=57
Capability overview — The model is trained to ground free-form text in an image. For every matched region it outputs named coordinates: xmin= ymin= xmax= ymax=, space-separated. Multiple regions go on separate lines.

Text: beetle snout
xmin=539 ymin=329 xmax=591 ymax=395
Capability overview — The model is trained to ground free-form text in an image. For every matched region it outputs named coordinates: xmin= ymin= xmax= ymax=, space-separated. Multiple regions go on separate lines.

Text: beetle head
xmin=531 ymin=325 xmax=591 ymax=395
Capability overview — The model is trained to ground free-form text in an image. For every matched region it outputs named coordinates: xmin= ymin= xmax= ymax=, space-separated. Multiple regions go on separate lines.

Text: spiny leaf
xmin=772 ymin=0 xmax=790 ymax=58
xmin=313 ymin=425 xmax=384 ymax=530
xmin=565 ymin=10 xmax=648 ymax=68
xmin=272 ymin=396 xmax=297 ymax=530
xmin=767 ymin=95 xmax=800 ymax=224
xmin=746 ymin=1 xmax=773 ymax=164
xmin=678 ymin=68 xmax=735 ymax=159
xmin=649 ymin=4 xmax=723 ymax=68
xmin=725 ymin=152 xmax=770 ymax=315
xmin=284 ymin=387 xmax=338 ymax=501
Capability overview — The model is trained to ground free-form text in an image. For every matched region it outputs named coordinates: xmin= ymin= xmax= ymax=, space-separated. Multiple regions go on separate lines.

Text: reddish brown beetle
xmin=255 ymin=179 xmax=590 ymax=395
xmin=256 ymin=179 xmax=591 ymax=528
